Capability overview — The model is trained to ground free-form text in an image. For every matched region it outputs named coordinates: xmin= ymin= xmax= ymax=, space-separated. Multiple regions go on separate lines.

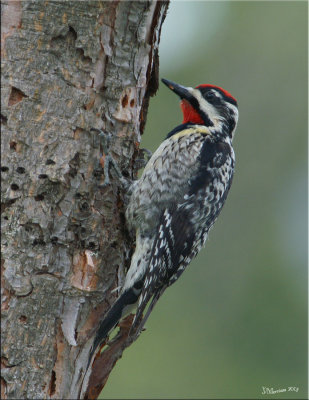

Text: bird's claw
xmin=90 ymin=128 xmax=131 ymax=189
xmin=134 ymin=148 xmax=152 ymax=173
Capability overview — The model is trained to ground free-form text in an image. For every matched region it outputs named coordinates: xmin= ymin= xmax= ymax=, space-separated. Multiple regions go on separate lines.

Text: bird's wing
xmin=132 ymin=140 xmax=234 ymax=331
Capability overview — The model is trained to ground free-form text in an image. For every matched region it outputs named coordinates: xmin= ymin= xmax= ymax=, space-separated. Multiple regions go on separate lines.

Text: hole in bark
xmin=68 ymin=25 xmax=77 ymax=40
xmin=32 ymin=239 xmax=46 ymax=246
xmin=38 ymin=174 xmax=48 ymax=179
xmin=80 ymin=202 xmax=89 ymax=211
xmin=1 ymin=199 xmax=17 ymax=214
xmin=68 ymin=167 xmax=77 ymax=178
xmin=122 ymin=94 xmax=128 ymax=108
xmin=16 ymin=167 xmax=25 ymax=174
xmin=10 ymin=184 xmax=19 ymax=191
xmin=8 ymin=87 xmax=28 ymax=106
xmin=68 ymin=152 xmax=80 ymax=177
xmin=51 ymin=237 xmax=58 ymax=244
xmin=76 ymin=48 xmax=92 ymax=63
xmin=88 ymin=242 xmax=96 ymax=249
xmin=93 ymin=168 xmax=103 ymax=178
xmin=34 ymin=194 xmax=45 ymax=201
xmin=9 ymin=141 xmax=17 ymax=151
xmin=1 ymin=167 xmax=9 ymax=172
xmin=75 ymin=192 xmax=82 ymax=199
xmin=46 ymin=159 xmax=55 ymax=165
xmin=49 ymin=370 xmax=56 ymax=396
xmin=1 ymin=114 xmax=7 ymax=125
xmin=24 ymin=224 xmax=31 ymax=232
xmin=19 ymin=315 xmax=27 ymax=323
xmin=130 ymin=99 xmax=135 ymax=107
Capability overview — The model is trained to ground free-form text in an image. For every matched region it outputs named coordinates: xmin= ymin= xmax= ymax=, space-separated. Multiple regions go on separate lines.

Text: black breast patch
xmin=188 ymin=141 xmax=232 ymax=195
xmin=199 ymin=141 xmax=231 ymax=167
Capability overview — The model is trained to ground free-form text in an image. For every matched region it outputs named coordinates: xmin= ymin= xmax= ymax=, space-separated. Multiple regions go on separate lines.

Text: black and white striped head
xmin=162 ymin=78 xmax=238 ymax=140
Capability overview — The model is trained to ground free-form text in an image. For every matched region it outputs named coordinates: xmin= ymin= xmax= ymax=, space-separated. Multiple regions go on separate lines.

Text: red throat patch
xmin=180 ymin=99 xmax=204 ymax=124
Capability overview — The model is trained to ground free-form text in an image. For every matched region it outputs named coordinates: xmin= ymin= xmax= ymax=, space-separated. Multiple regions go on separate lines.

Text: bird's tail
xmin=87 ymin=287 xmax=139 ymax=368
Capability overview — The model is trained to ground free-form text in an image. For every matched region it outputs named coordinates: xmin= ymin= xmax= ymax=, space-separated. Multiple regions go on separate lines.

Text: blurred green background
xmin=102 ymin=1 xmax=307 ymax=399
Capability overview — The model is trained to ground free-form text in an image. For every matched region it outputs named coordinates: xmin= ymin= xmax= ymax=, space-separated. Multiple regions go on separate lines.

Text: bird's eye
xmin=205 ymin=91 xmax=215 ymax=100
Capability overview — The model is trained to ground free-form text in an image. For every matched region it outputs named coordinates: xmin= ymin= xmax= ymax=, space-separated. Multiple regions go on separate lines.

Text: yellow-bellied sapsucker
xmin=90 ymin=78 xmax=238 ymax=359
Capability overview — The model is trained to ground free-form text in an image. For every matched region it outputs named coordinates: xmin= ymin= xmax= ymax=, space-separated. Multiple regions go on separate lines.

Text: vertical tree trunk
xmin=1 ymin=1 xmax=169 ymax=399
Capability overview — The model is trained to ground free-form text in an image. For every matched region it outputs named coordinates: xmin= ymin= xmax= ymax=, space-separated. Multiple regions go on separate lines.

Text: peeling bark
xmin=1 ymin=1 xmax=169 ymax=399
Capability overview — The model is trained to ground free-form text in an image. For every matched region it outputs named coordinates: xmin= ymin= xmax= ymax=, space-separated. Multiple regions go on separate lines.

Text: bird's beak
xmin=161 ymin=78 xmax=194 ymax=103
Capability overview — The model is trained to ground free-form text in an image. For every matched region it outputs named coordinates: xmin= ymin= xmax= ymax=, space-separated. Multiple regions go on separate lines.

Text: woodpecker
xmin=89 ymin=78 xmax=238 ymax=364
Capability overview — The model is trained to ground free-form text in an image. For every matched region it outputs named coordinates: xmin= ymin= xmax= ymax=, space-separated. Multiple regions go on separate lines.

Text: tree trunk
xmin=1 ymin=1 xmax=169 ymax=399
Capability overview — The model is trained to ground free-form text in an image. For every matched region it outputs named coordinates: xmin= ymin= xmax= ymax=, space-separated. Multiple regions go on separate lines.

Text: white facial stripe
xmin=188 ymin=87 xmax=222 ymax=121
xmin=186 ymin=86 xmax=238 ymax=139
xmin=189 ymin=87 xmax=226 ymax=134
xmin=226 ymin=103 xmax=239 ymax=139
xmin=226 ymin=103 xmax=238 ymax=119
xmin=211 ymin=89 xmax=222 ymax=99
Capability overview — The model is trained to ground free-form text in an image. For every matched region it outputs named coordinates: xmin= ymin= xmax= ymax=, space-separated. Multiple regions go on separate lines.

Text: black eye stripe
xmin=199 ymin=87 xmax=237 ymax=106
xmin=205 ymin=91 xmax=216 ymax=100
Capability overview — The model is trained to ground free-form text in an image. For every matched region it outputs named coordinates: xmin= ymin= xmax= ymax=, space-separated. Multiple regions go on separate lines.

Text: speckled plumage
xmin=89 ymin=79 xmax=238 ymax=360
xmin=125 ymin=125 xmax=235 ymax=328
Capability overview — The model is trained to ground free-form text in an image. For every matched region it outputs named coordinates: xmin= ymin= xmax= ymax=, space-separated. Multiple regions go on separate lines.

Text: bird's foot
xmin=91 ymin=128 xmax=131 ymax=190
xmin=133 ymin=147 xmax=152 ymax=174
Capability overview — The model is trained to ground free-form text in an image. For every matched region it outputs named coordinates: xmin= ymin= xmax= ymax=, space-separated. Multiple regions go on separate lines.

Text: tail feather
xmin=87 ymin=288 xmax=139 ymax=368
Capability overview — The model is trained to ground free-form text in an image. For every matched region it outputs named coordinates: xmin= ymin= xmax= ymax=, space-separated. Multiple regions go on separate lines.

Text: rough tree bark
xmin=1 ymin=1 xmax=169 ymax=399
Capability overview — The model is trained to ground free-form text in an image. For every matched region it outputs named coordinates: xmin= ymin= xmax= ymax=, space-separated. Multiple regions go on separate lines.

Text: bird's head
xmin=162 ymin=78 xmax=238 ymax=140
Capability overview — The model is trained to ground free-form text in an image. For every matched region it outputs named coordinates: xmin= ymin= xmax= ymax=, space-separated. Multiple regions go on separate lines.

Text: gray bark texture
xmin=1 ymin=1 xmax=169 ymax=399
